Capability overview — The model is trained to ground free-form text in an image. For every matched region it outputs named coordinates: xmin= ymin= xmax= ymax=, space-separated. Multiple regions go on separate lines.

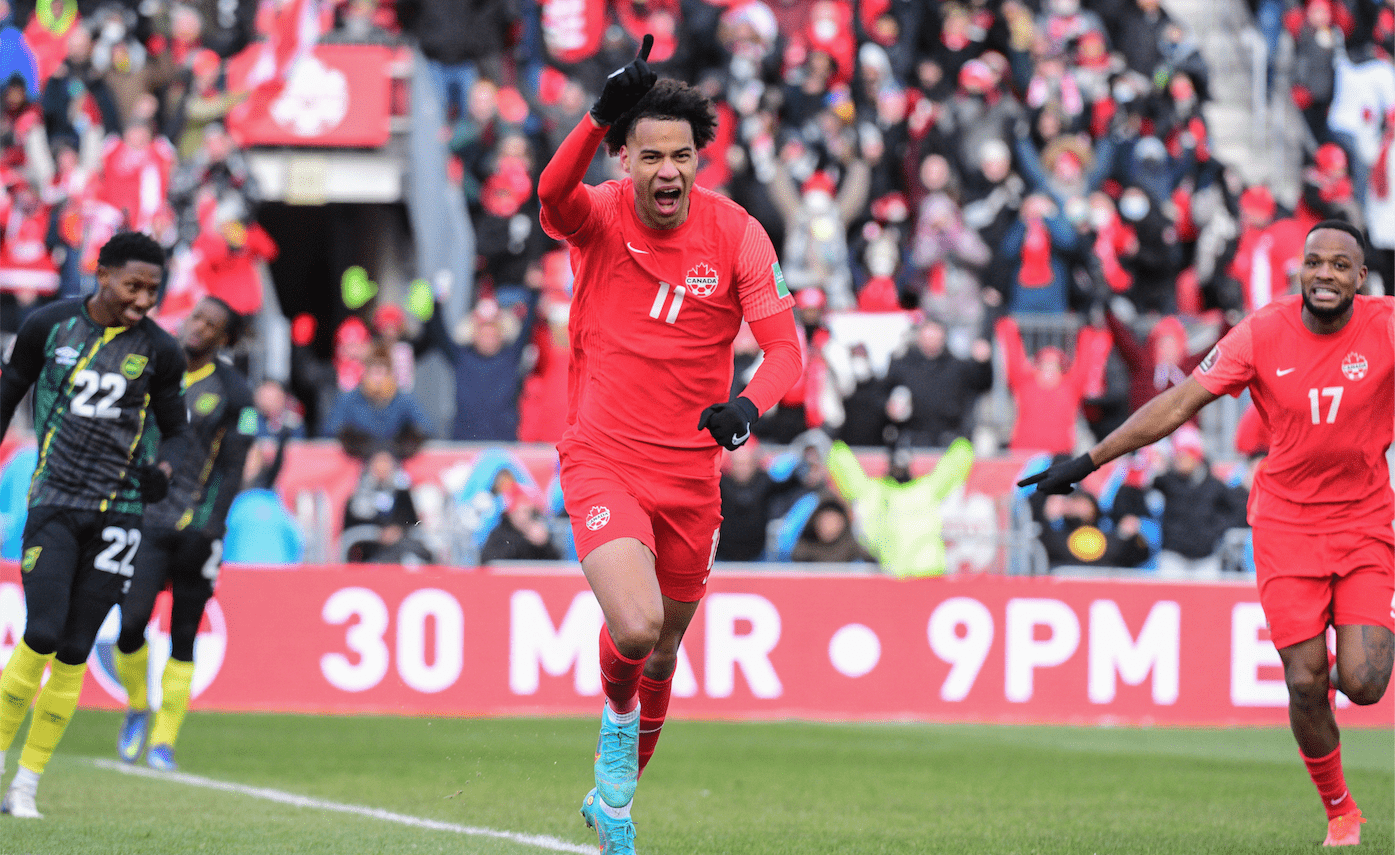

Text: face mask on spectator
xmin=1119 ymin=192 xmax=1150 ymax=221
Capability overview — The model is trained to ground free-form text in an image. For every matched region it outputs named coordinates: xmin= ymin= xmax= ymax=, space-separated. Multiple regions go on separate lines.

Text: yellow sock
xmin=18 ymin=660 xmax=85 ymax=775
xmin=150 ymin=659 xmax=195 ymax=748
xmin=114 ymin=645 xmax=150 ymax=711
xmin=0 ymin=640 xmax=54 ymax=752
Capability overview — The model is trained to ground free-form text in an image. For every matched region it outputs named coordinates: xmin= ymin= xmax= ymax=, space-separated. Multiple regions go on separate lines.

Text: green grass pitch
xmin=1 ymin=711 xmax=1390 ymax=854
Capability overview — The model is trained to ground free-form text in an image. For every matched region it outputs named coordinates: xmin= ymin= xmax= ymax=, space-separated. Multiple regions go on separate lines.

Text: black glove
xmin=590 ymin=34 xmax=657 ymax=126
xmin=698 ymin=396 xmax=759 ymax=450
xmin=133 ymin=463 xmax=169 ymax=504
xmin=1016 ymin=453 xmax=1098 ymax=495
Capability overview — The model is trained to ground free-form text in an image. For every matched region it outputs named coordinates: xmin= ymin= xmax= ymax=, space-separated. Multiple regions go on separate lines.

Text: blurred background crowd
xmin=0 ymin=0 xmax=1391 ymax=575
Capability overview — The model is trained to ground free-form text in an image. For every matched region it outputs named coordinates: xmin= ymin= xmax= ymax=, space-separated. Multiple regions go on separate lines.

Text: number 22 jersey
xmin=1 ymin=299 xmax=187 ymax=514
xmin=1193 ymin=293 xmax=1395 ymax=532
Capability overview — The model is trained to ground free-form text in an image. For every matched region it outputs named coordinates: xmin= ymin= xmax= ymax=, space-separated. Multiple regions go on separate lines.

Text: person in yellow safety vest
xmin=826 ymin=437 xmax=974 ymax=577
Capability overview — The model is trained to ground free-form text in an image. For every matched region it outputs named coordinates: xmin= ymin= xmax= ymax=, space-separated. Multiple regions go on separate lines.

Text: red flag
xmin=246 ymin=0 xmax=320 ymax=94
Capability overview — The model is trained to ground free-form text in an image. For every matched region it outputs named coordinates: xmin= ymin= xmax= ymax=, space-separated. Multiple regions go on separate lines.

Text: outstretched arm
xmin=1020 ymin=376 xmax=1219 ymax=495
xmin=1090 ymin=377 xmax=1218 ymax=467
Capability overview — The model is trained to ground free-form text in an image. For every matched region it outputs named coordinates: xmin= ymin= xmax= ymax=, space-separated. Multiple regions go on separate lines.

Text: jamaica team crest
xmin=121 ymin=354 xmax=149 ymax=379
xmin=21 ymin=546 xmax=41 ymax=572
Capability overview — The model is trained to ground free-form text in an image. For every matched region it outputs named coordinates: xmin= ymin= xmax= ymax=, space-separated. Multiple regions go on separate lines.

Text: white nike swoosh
xmin=731 ymin=428 xmax=750 ymax=446
xmin=626 ymin=242 xmax=649 ymax=254
xmin=1276 ymin=367 xmax=1296 ymax=376
xmin=1330 ymin=793 xmax=1348 ymax=805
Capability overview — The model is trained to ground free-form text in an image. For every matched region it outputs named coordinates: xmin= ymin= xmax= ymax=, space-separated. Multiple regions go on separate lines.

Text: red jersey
xmin=1193 ymin=294 xmax=1395 ymax=531
xmin=541 ymin=178 xmax=793 ymax=462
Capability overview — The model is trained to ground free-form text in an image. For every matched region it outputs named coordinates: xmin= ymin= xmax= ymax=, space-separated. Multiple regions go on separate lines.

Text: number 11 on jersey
xmin=650 ymin=282 xmax=686 ymax=324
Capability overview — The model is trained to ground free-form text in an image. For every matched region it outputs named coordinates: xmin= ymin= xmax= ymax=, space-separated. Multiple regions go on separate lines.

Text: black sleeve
xmin=0 ymin=304 xmax=63 ymax=438
xmin=206 ymin=376 xmax=257 ymax=530
xmin=149 ymin=330 xmax=190 ymax=463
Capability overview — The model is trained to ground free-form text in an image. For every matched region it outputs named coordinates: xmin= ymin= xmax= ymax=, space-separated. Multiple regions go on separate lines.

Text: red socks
xmin=599 ymin=626 xmax=645 ymax=714
xmin=1303 ymin=745 xmax=1359 ymax=819
xmin=637 ymin=673 xmax=673 ymax=776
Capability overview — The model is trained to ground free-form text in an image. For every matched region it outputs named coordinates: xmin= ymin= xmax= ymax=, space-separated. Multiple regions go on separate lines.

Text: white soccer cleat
xmin=2 ymin=785 xmax=43 ymax=819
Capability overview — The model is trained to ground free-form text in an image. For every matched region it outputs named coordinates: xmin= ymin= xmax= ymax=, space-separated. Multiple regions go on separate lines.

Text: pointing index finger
xmin=638 ymin=33 xmax=653 ymax=62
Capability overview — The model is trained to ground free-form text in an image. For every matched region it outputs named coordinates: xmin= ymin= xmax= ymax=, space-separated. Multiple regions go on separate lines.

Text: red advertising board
xmin=225 ymin=44 xmax=403 ymax=148
xmin=1 ymin=562 xmax=1388 ymax=727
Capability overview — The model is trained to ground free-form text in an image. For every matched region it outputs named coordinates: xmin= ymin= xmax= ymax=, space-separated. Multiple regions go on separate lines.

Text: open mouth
xmin=654 ymin=187 xmax=682 ymax=214
xmin=1309 ymin=285 xmax=1341 ymax=302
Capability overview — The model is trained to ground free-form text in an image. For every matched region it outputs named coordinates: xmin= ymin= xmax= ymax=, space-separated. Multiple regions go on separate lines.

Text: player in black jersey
xmin=0 ymin=232 xmax=188 ymax=819
xmin=113 ymin=296 xmax=256 ymax=772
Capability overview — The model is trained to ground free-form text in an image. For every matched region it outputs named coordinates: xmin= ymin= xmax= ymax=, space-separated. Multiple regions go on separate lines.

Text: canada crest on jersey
xmin=121 ymin=354 xmax=149 ymax=379
xmin=1341 ymin=351 xmax=1368 ymax=381
xmin=685 ymin=262 xmax=719 ymax=298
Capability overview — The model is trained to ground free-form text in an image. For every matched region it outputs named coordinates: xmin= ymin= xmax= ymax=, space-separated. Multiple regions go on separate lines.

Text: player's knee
xmin=21 ymin=628 xmax=61 ymax=657
xmin=1284 ymin=668 xmax=1329 ymax=702
xmin=1343 ymin=680 xmax=1388 ymax=705
xmin=643 ymin=648 xmax=678 ymax=681
xmin=609 ymin=612 xmax=663 ymax=659
xmin=1339 ymin=665 xmax=1393 ymax=705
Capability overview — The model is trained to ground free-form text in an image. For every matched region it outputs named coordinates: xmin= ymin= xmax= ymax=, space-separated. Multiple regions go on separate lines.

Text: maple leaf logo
xmin=686 ymin=262 xmax=719 ymax=298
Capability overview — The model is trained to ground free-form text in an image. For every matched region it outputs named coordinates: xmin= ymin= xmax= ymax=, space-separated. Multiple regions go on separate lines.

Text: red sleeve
xmin=1104 ymin=309 xmax=1147 ymax=371
xmin=538 ymin=116 xmax=607 ymax=239
xmin=994 ymin=315 xmax=1031 ymax=389
xmin=734 ymin=216 xmax=795 ymax=321
xmin=246 ymin=223 xmax=279 ymax=261
xmin=1192 ymin=318 xmax=1255 ymax=398
xmin=740 ymin=310 xmax=802 ymax=415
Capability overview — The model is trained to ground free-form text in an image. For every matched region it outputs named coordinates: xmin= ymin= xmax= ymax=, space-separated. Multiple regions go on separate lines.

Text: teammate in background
xmin=537 ymin=36 xmax=801 ymax=854
xmin=0 ymin=232 xmax=188 ymax=819
xmin=1019 ymin=221 xmax=1392 ymax=847
xmin=114 ymin=296 xmax=256 ymax=772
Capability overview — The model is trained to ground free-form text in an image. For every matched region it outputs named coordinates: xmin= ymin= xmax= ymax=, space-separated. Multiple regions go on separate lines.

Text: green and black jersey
xmin=0 ymin=299 xmax=188 ymax=515
xmin=146 ymin=359 xmax=256 ymax=538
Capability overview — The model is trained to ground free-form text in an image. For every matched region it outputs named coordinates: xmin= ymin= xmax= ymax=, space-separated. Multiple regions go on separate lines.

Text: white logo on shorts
xmin=586 ymin=505 xmax=611 ymax=531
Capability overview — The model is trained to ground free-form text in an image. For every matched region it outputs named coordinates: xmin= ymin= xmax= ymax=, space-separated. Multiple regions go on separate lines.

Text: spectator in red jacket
xmin=192 ymin=207 xmax=279 ymax=317
xmin=995 ymin=314 xmax=1111 ymax=454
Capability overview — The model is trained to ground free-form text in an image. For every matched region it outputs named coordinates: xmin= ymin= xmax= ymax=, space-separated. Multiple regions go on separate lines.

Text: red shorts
xmin=1252 ymin=525 xmax=1395 ymax=650
xmin=558 ymin=438 xmax=722 ymax=603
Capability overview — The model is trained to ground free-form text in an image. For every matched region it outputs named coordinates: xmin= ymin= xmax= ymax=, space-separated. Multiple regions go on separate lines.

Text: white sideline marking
xmin=93 ymin=759 xmax=594 ymax=854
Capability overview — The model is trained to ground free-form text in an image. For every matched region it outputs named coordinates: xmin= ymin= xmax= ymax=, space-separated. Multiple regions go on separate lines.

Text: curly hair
xmin=97 ymin=231 xmax=166 ymax=270
xmin=603 ymin=78 xmax=718 ymax=156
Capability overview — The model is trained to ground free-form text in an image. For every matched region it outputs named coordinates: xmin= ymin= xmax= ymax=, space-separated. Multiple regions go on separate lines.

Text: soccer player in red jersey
xmin=1021 ymin=220 xmax=1392 ymax=847
xmin=537 ymin=36 xmax=801 ymax=853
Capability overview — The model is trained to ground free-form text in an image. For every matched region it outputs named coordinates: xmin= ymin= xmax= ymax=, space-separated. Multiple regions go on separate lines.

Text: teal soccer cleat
xmin=580 ymin=788 xmax=636 ymax=855
xmin=593 ymin=702 xmax=639 ymax=808
xmin=117 ymin=709 xmax=150 ymax=763
xmin=146 ymin=743 xmax=177 ymax=772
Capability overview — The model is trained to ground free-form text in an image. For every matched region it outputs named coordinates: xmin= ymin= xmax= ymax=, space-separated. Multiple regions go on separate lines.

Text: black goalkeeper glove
xmin=133 ymin=463 xmax=170 ymax=504
xmin=1016 ymin=453 xmax=1098 ymax=495
xmin=590 ymin=34 xmax=657 ymax=126
xmin=698 ymin=396 xmax=759 ymax=450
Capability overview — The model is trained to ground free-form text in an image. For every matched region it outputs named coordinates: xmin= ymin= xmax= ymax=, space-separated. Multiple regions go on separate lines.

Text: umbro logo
xmin=55 ymin=346 xmax=79 ymax=367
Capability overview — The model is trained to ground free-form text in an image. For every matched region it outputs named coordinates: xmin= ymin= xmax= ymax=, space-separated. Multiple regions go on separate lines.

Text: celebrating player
xmin=0 ymin=231 xmax=188 ymax=819
xmin=537 ymin=35 xmax=802 ymax=854
xmin=1019 ymin=220 xmax=1393 ymax=847
xmin=114 ymin=296 xmax=256 ymax=772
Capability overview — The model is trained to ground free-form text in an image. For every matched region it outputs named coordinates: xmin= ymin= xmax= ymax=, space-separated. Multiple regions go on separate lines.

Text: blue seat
xmin=0 ymin=447 xmax=38 ymax=560
xmin=223 ymin=489 xmax=304 ymax=564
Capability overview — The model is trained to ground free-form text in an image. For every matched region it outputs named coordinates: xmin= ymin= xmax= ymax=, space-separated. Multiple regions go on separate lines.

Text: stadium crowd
xmin=1 ymin=0 xmax=1392 ymax=575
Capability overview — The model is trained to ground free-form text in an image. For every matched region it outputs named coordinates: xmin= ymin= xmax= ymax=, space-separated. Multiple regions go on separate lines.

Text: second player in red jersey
xmin=1019 ymin=221 xmax=1393 ymax=848
xmin=537 ymin=36 xmax=800 ymax=855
